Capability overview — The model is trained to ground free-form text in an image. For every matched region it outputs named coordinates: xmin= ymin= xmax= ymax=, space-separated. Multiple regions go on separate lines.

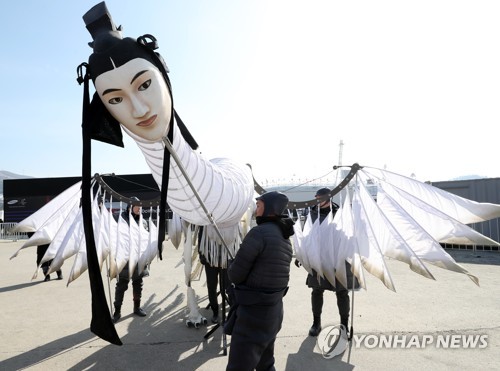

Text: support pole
xmin=162 ymin=136 xmax=233 ymax=354
xmin=162 ymin=136 xmax=234 ymax=260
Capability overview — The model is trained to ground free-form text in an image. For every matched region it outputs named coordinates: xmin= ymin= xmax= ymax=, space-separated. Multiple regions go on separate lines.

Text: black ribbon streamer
xmin=79 ymin=63 xmax=122 ymax=346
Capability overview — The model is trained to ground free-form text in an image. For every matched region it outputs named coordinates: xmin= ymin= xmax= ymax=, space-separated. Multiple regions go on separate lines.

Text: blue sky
xmin=1 ymin=0 xmax=500 ymax=184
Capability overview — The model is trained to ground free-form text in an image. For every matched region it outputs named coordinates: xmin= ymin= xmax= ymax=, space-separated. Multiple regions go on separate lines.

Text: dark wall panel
xmin=3 ymin=174 xmax=161 ymax=223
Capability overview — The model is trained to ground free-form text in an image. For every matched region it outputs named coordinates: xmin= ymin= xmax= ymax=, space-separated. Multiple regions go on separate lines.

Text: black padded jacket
xmin=228 ymin=216 xmax=294 ymax=290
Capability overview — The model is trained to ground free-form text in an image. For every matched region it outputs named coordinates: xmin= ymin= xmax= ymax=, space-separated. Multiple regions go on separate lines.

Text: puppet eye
xmin=138 ymin=79 xmax=151 ymax=91
xmin=108 ymin=97 xmax=123 ymax=104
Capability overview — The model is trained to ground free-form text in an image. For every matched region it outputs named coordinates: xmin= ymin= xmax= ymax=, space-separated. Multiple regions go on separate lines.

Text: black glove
xmin=294 ymin=259 xmax=302 ymax=268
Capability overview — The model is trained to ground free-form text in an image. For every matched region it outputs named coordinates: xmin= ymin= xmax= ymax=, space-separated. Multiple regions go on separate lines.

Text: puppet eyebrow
xmin=131 ymin=70 xmax=148 ymax=84
xmin=102 ymin=88 xmax=121 ymax=96
xmin=101 ymin=70 xmax=149 ymax=96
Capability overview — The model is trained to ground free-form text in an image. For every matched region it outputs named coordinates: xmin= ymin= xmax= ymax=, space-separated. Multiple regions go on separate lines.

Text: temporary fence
xmin=0 ymin=223 xmax=29 ymax=241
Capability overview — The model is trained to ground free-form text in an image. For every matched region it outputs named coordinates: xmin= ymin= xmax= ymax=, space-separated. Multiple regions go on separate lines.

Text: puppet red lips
xmin=137 ymin=114 xmax=157 ymax=127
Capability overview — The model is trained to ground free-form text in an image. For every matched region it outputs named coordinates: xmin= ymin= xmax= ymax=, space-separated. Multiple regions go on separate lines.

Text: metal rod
xmin=164 ymin=137 xmax=233 ymax=354
xmin=162 ymin=136 xmax=234 ymax=260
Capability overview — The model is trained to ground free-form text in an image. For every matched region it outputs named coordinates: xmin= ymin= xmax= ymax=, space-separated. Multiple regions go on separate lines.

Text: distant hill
xmin=0 ymin=170 xmax=33 ymax=194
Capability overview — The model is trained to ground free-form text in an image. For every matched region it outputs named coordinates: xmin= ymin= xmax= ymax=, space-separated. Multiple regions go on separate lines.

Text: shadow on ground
xmin=0 ymin=285 xmax=229 ymax=371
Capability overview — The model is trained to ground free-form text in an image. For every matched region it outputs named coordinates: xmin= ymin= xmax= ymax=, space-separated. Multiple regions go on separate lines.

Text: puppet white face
xmin=95 ymin=58 xmax=171 ymax=142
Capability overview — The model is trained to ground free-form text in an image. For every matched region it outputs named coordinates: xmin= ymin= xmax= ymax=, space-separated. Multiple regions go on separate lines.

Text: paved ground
xmin=1 ymin=239 xmax=499 ymax=371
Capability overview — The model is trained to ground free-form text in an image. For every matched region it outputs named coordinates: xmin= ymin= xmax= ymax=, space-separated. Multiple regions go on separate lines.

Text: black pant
xmin=227 ymin=333 xmax=276 ymax=371
xmin=205 ymin=264 xmax=229 ymax=315
xmin=226 ymin=300 xmax=283 ymax=371
xmin=311 ymin=288 xmax=350 ymax=320
xmin=36 ymin=244 xmax=62 ymax=277
xmin=114 ymin=264 xmax=143 ymax=308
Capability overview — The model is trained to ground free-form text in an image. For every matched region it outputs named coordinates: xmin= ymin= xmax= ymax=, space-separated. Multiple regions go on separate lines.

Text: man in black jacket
xmin=112 ymin=197 xmax=148 ymax=323
xmin=225 ymin=191 xmax=294 ymax=371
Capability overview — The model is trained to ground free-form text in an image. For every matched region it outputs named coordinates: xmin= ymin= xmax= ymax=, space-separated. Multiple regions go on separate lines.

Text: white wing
xmin=294 ymin=165 xmax=500 ymax=291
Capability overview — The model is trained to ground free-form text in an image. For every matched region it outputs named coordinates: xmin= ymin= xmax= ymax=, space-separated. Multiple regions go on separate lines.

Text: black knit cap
xmin=256 ymin=191 xmax=289 ymax=216
xmin=315 ymin=187 xmax=331 ymax=197
xmin=126 ymin=196 xmax=140 ymax=209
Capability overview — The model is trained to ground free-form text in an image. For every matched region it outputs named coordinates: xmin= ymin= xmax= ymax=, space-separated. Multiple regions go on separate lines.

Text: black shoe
xmin=113 ymin=311 xmax=121 ymax=323
xmin=309 ymin=323 xmax=321 ymax=337
xmin=134 ymin=307 xmax=147 ymax=317
xmin=57 ymin=272 xmax=63 ymax=280
xmin=44 ymin=275 xmax=51 ymax=282
xmin=211 ymin=315 xmax=220 ymax=324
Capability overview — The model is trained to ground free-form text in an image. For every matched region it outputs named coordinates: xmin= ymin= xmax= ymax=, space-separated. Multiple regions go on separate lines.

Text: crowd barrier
xmin=0 ymin=223 xmax=29 ymax=241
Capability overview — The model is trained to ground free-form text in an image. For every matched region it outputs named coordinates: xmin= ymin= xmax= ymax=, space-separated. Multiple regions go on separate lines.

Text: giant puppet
xmin=10 ymin=1 xmax=500 ymax=349
xmin=12 ymin=1 xmax=254 ymax=345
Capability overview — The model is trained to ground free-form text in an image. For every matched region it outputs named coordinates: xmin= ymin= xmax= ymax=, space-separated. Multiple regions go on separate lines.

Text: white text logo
xmin=317 ymin=326 xmax=488 ymax=358
xmin=352 ymin=333 xmax=488 ymax=349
